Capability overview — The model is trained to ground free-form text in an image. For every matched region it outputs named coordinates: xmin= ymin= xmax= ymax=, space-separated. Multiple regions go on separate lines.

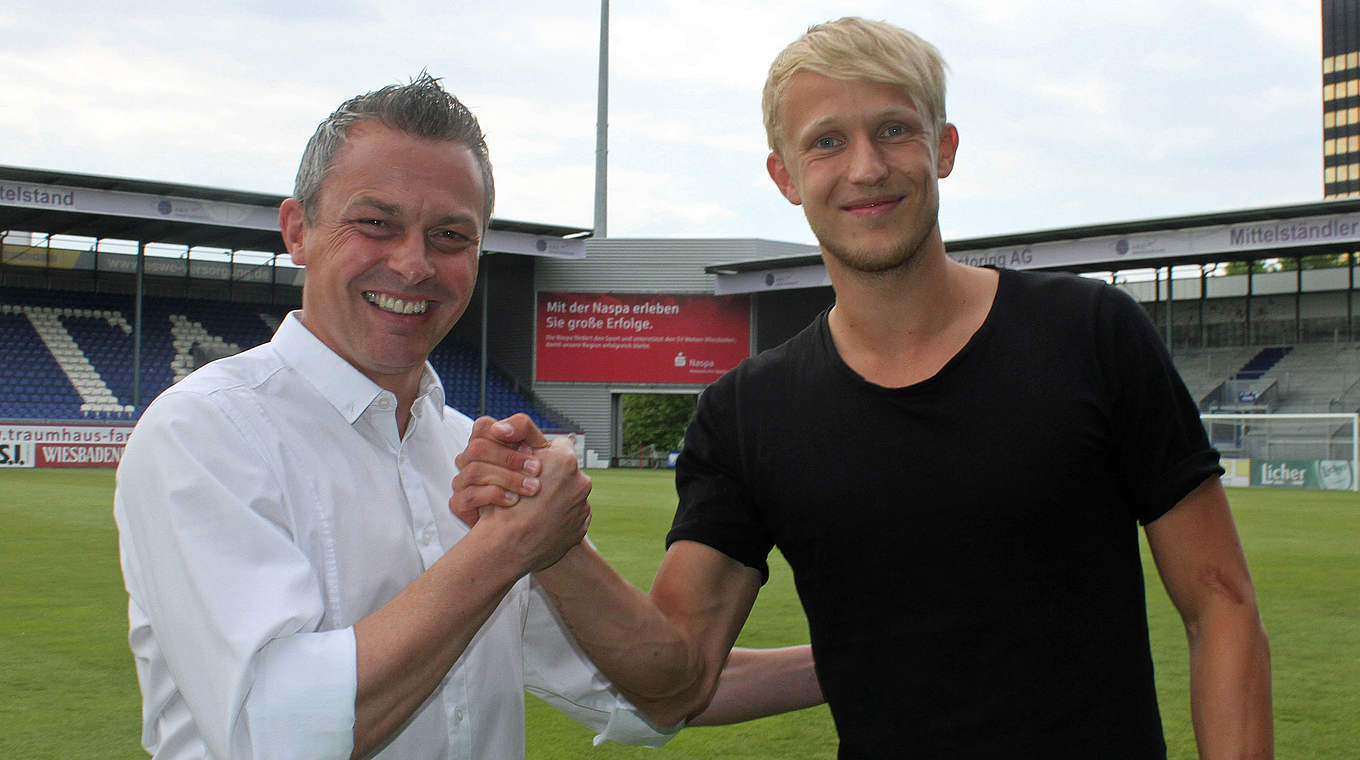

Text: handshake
xmin=450 ymin=414 xmax=593 ymax=572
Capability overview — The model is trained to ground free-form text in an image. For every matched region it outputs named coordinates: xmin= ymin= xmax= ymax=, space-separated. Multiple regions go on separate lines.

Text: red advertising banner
xmin=537 ymin=292 xmax=750 ymax=383
xmin=37 ymin=443 xmax=126 ymax=468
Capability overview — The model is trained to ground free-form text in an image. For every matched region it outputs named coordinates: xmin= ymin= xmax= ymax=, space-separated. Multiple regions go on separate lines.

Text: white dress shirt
xmin=114 ymin=312 xmax=673 ymax=760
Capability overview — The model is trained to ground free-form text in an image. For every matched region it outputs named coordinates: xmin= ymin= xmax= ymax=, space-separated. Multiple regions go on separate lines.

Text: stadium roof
xmin=705 ymin=198 xmax=1360 ymax=293
xmin=0 ymin=165 xmax=591 ymax=255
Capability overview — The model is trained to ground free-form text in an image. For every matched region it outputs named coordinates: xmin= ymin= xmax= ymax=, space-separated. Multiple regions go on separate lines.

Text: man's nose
xmin=847 ymin=139 xmax=890 ymax=185
xmin=389 ymin=233 xmax=435 ymax=283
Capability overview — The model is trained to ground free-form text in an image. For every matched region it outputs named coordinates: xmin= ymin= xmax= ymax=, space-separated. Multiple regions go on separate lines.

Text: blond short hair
xmin=762 ymin=17 xmax=948 ymax=156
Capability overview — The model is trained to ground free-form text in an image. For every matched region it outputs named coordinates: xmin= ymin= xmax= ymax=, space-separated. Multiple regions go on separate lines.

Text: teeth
xmin=364 ymin=291 xmax=428 ymax=315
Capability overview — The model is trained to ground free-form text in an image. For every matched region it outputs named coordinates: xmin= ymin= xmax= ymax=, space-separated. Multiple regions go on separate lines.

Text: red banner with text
xmin=537 ymin=292 xmax=749 ymax=383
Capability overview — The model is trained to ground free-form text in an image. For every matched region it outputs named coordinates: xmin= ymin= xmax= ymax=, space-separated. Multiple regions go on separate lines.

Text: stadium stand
xmin=1171 ymin=346 xmax=1261 ymax=403
xmin=0 ymin=286 xmax=572 ymax=429
xmin=1177 ymin=340 xmax=1360 ymax=415
xmin=1264 ymin=343 xmax=1360 ymax=414
xmin=4 ymin=280 xmax=1349 ymax=431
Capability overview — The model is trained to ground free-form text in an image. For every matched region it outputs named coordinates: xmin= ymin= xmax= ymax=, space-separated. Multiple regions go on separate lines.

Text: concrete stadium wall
xmin=1118 ymin=265 xmax=1360 ymax=347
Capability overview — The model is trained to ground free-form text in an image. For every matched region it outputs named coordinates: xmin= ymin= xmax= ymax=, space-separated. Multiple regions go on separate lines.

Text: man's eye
xmin=881 ymin=124 xmax=906 ymax=138
xmin=431 ymin=229 xmax=476 ymax=251
xmin=814 ymin=136 xmax=839 ymax=149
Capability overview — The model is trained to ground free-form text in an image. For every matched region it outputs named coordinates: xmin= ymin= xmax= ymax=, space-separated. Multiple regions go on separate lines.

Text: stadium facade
xmin=2 ymin=163 xmax=1358 ymax=475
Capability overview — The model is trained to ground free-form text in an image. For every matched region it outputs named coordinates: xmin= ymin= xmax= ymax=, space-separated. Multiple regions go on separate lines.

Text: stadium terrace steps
xmin=1265 ymin=343 xmax=1360 ymax=413
xmin=1172 ymin=346 xmax=1261 ymax=403
xmin=1234 ymin=346 xmax=1294 ymax=380
xmin=168 ymin=314 xmax=241 ymax=383
xmin=21 ymin=307 xmax=133 ymax=415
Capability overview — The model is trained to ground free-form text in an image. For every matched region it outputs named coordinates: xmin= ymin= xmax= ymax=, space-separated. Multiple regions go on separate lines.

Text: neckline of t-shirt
xmin=818 ymin=266 xmax=1008 ymax=394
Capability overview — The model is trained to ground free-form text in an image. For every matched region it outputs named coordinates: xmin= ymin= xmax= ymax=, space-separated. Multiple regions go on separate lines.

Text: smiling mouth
xmin=844 ymin=198 xmax=900 ymax=211
xmin=363 ymin=291 xmax=429 ymax=315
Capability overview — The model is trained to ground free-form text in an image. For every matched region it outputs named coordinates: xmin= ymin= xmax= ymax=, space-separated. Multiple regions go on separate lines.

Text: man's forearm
xmin=1187 ymin=606 xmax=1273 ymax=759
xmin=534 ymin=542 xmax=710 ymax=723
xmin=352 ymin=481 xmax=590 ymax=759
xmin=688 ymin=646 xmax=823 ymax=726
xmin=351 ymin=525 xmax=526 ymax=758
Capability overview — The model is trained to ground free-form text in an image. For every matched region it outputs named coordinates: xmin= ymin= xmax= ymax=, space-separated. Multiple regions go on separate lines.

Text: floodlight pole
xmin=133 ymin=241 xmax=145 ymax=409
xmin=479 ymin=264 xmax=488 ymax=417
xmin=593 ymin=0 xmax=609 ymax=238
xmin=1165 ymin=266 xmax=1174 ymax=357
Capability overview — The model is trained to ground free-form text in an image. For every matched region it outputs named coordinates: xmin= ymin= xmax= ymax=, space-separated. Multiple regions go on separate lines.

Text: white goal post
xmin=1200 ymin=413 xmax=1359 ymax=491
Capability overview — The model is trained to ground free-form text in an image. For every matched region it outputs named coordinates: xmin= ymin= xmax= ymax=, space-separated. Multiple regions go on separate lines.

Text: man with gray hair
xmin=456 ymin=18 xmax=1273 ymax=759
xmin=114 ymin=73 xmax=819 ymax=760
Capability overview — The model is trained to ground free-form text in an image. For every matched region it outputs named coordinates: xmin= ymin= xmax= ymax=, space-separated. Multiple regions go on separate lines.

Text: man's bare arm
xmin=350 ymin=433 xmax=590 ymax=758
xmin=452 ymin=415 xmax=823 ymax=728
xmin=1145 ymin=477 xmax=1273 ymax=760
xmin=688 ymin=645 xmax=823 ymax=726
xmin=533 ymin=538 xmax=763 ymax=726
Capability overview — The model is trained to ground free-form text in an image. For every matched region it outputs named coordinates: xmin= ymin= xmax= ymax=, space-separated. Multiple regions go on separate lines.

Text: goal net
xmin=1201 ymin=413 xmax=1358 ymax=491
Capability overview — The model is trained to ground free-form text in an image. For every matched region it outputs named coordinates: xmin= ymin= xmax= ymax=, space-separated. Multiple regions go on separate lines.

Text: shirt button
xmin=454 ymin=706 xmax=465 ymax=723
xmin=421 ymin=526 xmax=435 ymax=545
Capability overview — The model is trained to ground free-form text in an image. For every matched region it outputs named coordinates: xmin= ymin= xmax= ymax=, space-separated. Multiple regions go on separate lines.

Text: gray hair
xmin=293 ymin=71 xmax=494 ymax=226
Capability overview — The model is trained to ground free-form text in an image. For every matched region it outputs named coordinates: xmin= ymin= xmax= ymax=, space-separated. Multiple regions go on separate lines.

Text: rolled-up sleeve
xmin=519 ymin=577 xmax=680 ymax=748
xmin=115 ymin=390 xmax=357 ymax=760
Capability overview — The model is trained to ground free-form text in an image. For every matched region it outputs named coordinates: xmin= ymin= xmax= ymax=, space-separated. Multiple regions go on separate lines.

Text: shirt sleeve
xmin=668 ymin=377 xmax=775 ymax=582
xmin=1095 ymin=285 xmax=1224 ymax=524
xmin=114 ymin=389 xmax=356 ymax=760
xmin=519 ymin=576 xmax=680 ymax=748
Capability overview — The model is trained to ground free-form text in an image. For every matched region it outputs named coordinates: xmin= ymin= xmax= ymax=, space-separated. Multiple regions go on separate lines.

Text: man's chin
xmin=822 ymin=242 xmax=918 ymax=274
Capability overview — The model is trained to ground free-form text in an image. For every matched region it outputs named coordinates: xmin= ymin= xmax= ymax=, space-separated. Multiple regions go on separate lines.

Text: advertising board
xmin=1252 ymin=459 xmax=1354 ymax=490
xmin=536 ymin=292 xmax=749 ymax=383
xmin=0 ymin=424 xmax=133 ymax=468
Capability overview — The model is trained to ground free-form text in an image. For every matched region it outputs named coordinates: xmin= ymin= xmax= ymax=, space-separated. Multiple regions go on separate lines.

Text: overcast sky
xmin=0 ymin=1 xmax=1323 ymax=248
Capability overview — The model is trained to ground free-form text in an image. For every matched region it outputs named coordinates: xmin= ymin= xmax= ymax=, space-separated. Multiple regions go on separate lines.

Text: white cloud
xmin=0 ymin=1 xmax=1332 ymax=245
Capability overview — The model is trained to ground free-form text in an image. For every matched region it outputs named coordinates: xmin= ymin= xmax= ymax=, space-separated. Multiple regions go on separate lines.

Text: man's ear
xmin=766 ymin=151 xmax=802 ymax=206
xmin=936 ymin=123 xmax=960 ymax=178
xmin=278 ymin=198 xmax=308 ymax=266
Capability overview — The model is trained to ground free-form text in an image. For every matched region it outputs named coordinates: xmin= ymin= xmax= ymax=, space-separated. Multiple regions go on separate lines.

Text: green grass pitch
xmin=1 ymin=468 xmax=1355 ymax=758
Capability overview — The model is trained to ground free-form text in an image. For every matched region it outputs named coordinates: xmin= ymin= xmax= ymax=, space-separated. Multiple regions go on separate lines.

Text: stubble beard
xmin=816 ymin=201 xmax=940 ymax=278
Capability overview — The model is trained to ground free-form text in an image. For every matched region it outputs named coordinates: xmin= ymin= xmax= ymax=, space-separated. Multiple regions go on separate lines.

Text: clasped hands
xmin=451 ymin=414 xmax=591 ymax=572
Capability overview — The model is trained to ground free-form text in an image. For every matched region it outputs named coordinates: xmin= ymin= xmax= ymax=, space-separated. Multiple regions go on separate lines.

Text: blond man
xmin=458 ymin=18 xmax=1272 ymax=759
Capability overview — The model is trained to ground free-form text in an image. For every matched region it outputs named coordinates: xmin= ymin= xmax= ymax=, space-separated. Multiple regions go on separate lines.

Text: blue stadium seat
xmin=3 ymin=285 xmax=572 ymax=427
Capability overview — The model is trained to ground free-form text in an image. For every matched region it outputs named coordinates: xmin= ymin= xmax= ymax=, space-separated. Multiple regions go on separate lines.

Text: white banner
xmin=485 ymin=230 xmax=587 ymax=259
xmin=713 ymin=209 xmax=1360 ymax=294
xmin=952 ymin=212 xmax=1360 ymax=272
xmin=0 ymin=180 xmax=585 ymax=260
xmin=0 ymin=441 xmax=35 ymax=468
xmin=0 ymin=424 xmax=133 ymax=446
xmin=713 ymin=263 xmax=832 ymax=295
xmin=0 ymin=180 xmax=278 ymax=230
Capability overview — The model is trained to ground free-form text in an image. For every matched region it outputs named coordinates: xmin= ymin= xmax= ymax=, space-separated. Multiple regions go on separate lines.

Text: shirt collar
xmin=273 ymin=311 xmax=446 ymax=425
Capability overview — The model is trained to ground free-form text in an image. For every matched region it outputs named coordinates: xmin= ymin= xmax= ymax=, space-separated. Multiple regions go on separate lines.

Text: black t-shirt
xmin=669 ymin=269 xmax=1221 ymax=759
